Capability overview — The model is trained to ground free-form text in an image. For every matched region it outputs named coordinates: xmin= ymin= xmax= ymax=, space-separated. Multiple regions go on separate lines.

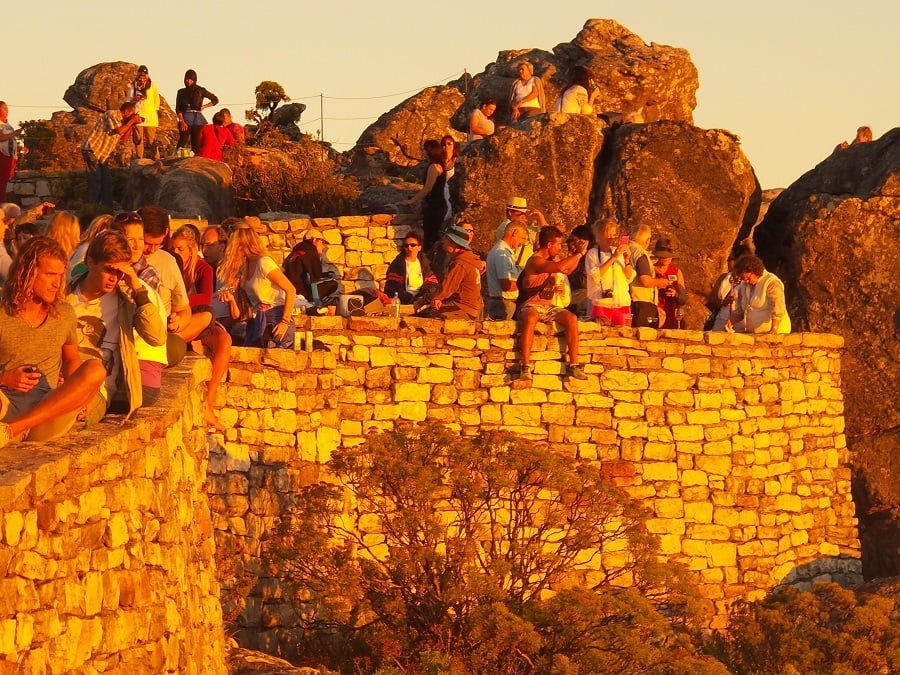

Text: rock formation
xmin=592 ymin=120 xmax=760 ymax=328
xmin=270 ymin=103 xmax=308 ymax=141
xmin=450 ymin=18 xmax=697 ymax=131
xmin=753 ymin=129 xmax=900 ymax=575
xmin=351 ymin=18 xmax=698 ymax=176
xmin=47 ymin=62 xmax=178 ymax=167
xmin=452 ymin=113 xmax=606 ymax=254
xmin=351 ymin=86 xmax=467 ymax=172
xmin=123 ymin=157 xmax=234 ymax=221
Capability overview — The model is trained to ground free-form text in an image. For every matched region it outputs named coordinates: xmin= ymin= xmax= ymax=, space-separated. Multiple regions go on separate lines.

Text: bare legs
xmin=5 ymin=359 xmax=105 ymax=440
xmin=199 ymin=324 xmax=231 ymax=430
xmin=517 ymin=307 xmax=580 ymax=369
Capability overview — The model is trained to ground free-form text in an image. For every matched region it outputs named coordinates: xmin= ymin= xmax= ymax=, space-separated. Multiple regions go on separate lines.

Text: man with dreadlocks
xmin=0 ymin=236 xmax=105 ymax=447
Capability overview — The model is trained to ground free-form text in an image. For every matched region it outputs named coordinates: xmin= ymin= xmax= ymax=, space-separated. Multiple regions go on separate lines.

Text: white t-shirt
xmin=552 ymin=85 xmax=591 ymax=114
xmin=585 ymin=248 xmax=632 ymax=308
xmin=70 ymin=289 xmax=121 ymax=401
xmin=405 ymin=258 xmax=424 ymax=295
xmin=0 ymin=121 xmax=16 ymax=158
xmin=146 ymin=249 xmax=189 ymax=315
xmin=512 ymin=78 xmax=540 ymax=109
xmin=134 ymin=283 xmax=169 ymax=366
xmin=243 ymin=256 xmax=285 ymax=308
xmin=468 ymin=108 xmax=495 ymax=142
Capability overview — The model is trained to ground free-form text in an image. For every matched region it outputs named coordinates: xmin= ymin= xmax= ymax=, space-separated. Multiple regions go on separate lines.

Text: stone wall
xmin=250 ymin=213 xmax=420 ymax=294
xmin=5 ymin=171 xmax=78 ymax=208
xmin=0 ymin=359 xmax=226 ymax=674
xmin=210 ymin=318 xmax=860 ymax=657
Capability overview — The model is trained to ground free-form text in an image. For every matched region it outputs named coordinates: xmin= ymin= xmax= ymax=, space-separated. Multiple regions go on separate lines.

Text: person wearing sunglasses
xmin=383 ymin=231 xmax=439 ymax=307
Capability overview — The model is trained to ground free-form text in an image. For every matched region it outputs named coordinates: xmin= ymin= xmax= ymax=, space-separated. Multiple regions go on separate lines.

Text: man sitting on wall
xmin=0 ymin=237 xmax=105 ymax=447
xmin=67 ymin=230 xmax=166 ymax=421
xmin=283 ymin=228 xmax=340 ymax=308
xmin=513 ymin=226 xmax=588 ymax=384
xmin=486 ymin=221 xmax=528 ymax=321
xmin=420 ymin=224 xmax=484 ymax=320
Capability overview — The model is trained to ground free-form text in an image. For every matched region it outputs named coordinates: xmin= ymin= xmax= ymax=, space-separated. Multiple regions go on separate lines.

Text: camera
xmin=602 ymin=289 xmax=614 ymax=299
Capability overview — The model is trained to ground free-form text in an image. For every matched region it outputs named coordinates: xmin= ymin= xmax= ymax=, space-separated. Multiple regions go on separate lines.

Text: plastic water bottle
xmin=391 ymin=293 xmax=400 ymax=318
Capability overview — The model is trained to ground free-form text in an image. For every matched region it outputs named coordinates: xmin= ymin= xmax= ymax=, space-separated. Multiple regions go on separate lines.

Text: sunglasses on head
xmin=114 ymin=211 xmax=142 ymax=224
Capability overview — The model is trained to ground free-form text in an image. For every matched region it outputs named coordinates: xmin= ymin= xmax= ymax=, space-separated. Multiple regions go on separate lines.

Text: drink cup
xmin=623 ymin=313 xmax=633 ymax=327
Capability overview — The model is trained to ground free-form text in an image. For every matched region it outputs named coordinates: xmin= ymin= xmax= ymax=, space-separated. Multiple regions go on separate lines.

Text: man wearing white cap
xmin=494 ymin=196 xmax=548 ymax=268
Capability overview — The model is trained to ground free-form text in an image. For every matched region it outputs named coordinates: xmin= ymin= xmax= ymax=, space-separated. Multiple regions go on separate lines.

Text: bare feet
xmin=205 ymin=407 xmax=226 ymax=431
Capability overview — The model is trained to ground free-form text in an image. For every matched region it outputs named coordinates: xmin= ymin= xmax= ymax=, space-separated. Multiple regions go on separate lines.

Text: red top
xmin=196 ymin=125 xmax=235 ymax=161
xmin=187 ymin=258 xmax=215 ymax=307
xmin=655 ymin=262 xmax=682 ymax=329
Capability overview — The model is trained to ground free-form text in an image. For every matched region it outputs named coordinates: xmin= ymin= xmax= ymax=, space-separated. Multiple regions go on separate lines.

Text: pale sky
xmin=4 ymin=0 xmax=896 ymax=188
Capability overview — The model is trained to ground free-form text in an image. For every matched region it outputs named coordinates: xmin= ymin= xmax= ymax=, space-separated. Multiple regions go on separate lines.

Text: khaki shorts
xmin=522 ymin=303 xmax=567 ymax=324
xmin=0 ymin=389 xmax=106 ymax=443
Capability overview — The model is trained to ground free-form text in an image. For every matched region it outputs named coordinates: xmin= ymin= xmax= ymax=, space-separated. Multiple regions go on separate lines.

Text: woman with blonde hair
xmin=46 ymin=211 xmax=80 ymax=260
xmin=69 ymin=213 xmax=115 ymax=278
xmin=169 ymin=226 xmax=214 ymax=308
xmin=584 ymin=218 xmax=634 ymax=326
xmin=509 ymin=60 xmax=546 ymax=121
xmin=217 ymin=223 xmax=296 ymax=348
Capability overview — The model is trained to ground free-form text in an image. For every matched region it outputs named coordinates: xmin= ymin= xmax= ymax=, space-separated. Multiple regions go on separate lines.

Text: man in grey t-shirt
xmin=0 ymin=237 xmax=105 ymax=447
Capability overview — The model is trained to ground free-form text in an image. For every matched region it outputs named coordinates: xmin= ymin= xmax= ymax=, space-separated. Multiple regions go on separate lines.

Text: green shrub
xmin=267 ymin=423 xmax=721 ymax=673
xmin=706 ymin=582 xmax=900 ymax=674
xmin=228 ymin=128 xmax=359 ymax=217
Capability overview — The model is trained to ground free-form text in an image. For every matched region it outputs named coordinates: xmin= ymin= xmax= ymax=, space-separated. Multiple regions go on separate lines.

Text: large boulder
xmin=123 ymin=157 xmax=234 ymax=221
xmin=350 ymin=19 xmax=698 ymax=177
xmin=592 ymin=120 xmax=760 ymax=328
xmin=753 ymin=130 xmax=900 ymax=576
xmin=351 ymin=86 xmax=467 ymax=174
xmin=452 ymin=113 xmax=606 ymax=254
xmin=39 ymin=62 xmax=179 ymax=168
xmin=451 ymin=18 xmax=698 ymax=131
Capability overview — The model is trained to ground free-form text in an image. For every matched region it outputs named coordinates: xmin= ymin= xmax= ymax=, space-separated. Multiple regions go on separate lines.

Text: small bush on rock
xmin=229 ymin=128 xmax=359 ymax=217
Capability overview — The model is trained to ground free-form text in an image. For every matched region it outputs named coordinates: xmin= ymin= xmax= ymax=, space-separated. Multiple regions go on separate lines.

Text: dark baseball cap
xmin=137 ymin=65 xmax=149 ymax=73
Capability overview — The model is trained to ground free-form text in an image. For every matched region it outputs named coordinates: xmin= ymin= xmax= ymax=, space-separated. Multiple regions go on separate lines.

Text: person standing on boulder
xmin=175 ymin=69 xmax=218 ymax=152
xmin=509 ymin=61 xmax=545 ymax=122
xmin=81 ymin=101 xmax=144 ymax=207
xmin=125 ymin=65 xmax=161 ymax=160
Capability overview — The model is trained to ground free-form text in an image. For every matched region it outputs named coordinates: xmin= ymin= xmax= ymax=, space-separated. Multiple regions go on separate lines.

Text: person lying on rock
xmin=727 ymin=254 xmax=791 ymax=334
xmin=513 ymin=226 xmax=588 ymax=384
xmin=0 ymin=237 xmax=106 ymax=448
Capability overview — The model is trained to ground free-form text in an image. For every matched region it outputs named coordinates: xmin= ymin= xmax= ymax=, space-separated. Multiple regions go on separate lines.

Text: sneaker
xmin=566 ymin=364 xmax=588 ymax=380
xmin=515 ymin=363 xmax=533 ymax=382
xmin=0 ymin=422 xmax=11 ymax=449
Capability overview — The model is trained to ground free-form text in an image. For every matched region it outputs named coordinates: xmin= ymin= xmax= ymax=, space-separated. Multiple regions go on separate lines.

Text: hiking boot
xmin=566 ymin=364 xmax=588 ymax=381
xmin=0 ymin=423 xmax=11 ymax=449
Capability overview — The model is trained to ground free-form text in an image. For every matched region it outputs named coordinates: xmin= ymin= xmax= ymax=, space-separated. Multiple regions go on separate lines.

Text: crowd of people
xmin=0 ymin=67 xmax=246 ymax=208
xmin=0 ymin=60 xmax=797 ymax=447
xmin=0 ymin=195 xmax=790 ymax=448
